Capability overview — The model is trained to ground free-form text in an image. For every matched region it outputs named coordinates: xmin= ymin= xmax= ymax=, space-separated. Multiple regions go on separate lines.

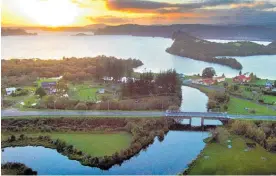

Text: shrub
xmin=167 ymin=105 xmax=179 ymax=112
xmin=210 ymin=127 xmax=230 ymax=145
xmin=8 ymin=135 xmax=16 ymax=142
xmin=74 ymin=102 xmax=88 ymax=110
xmin=266 ymin=137 xmax=276 ymax=152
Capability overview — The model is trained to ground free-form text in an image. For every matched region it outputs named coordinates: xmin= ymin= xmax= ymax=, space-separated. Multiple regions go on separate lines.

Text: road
xmin=2 ymin=109 xmax=276 ymax=120
xmin=1 ymin=108 xmax=164 ymax=117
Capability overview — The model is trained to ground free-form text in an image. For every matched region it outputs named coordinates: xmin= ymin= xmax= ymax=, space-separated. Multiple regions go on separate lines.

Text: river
xmin=2 ymin=32 xmax=276 ymax=79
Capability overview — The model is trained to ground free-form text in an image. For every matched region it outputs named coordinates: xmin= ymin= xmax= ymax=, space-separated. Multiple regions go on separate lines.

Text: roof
xmin=41 ymin=82 xmax=57 ymax=87
xmin=234 ymin=75 xmax=251 ymax=80
xmin=6 ymin=87 xmax=16 ymax=91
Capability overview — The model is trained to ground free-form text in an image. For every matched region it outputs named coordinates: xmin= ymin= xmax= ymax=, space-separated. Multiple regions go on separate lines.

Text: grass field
xmin=68 ymin=84 xmax=102 ymax=101
xmin=2 ymin=132 xmax=131 ymax=157
xmin=189 ymin=135 xmax=276 ymax=175
xmin=227 ymin=97 xmax=276 ymax=115
xmin=263 ymin=95 xmax=276 ymax=104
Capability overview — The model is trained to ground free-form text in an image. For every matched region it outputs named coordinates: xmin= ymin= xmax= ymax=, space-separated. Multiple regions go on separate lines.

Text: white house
xmin=5 ymin=87 xmax=16 ymax=95
xmin=98 ymin=88 xmax=105 ymax=94
xmin=213 ymin=76 xmax=226 ymax=83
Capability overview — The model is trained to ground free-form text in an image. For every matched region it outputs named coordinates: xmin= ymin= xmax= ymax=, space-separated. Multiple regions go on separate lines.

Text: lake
xmin=2 ymin=33 xmax=276 ymax=79
xmin=2 ymin=131 xmax=209 ymax=175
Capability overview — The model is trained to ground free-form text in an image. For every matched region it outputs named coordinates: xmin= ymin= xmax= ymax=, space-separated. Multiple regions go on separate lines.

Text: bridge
xmin=165 ymin=112 xmax=230 ymax=126
xmin=165 ymin=112 xmax=276 ymax=126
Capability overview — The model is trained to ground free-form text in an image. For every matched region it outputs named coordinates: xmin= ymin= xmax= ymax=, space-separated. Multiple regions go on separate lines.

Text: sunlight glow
xmin=19 ymin=0 xmax=79 ymax=26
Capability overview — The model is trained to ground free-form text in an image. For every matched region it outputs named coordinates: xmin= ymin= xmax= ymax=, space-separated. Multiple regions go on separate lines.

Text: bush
xmin=74 ymin=102 xmax=88 ymax=110
xmin=266 ymin=137 xmax=276 ymax=152
xmin=210 ymin=127 xmax=230 ymax=145
xmin=167 ymin=105 xmax=179 ymax=112
xmin=8 ymin=135 xmax=16 ymax=142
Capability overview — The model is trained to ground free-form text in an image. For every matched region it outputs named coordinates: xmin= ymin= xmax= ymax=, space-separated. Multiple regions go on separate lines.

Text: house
xmin=192 ymin=79 xmax=202 ymax=84
xmin=272 ymin=88 xmax=276 ymax=92
xmin=5 ymin=87 xmax=16 ymax=95
xmin=98 ymin=88 xmax=105 ymax=94
xmin=233 ymin=75 xmax=251 ymax=83
xmin=265 ymin=81 xmax=273 ymax=89
xmin=213 ymin=76 xmax=225 ymax=83
xmin=102 ymin=76 xmax=113 ymax=81
xmin=41 ymin=82 xmax=57 ymax=94
xmin=202 ymin=79 xmax=216 ymax=86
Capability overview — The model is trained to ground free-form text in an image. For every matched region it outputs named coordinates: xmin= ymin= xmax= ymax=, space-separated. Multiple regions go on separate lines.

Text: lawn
xmin=2 ymin=132 xmax=131 ymax=157
xmin=227 ymin=97 xmax=276 ymax=115
xmin=68 ymin=84 xmax=103 ymax=101
xmin=188 ymin=135 xmax=276 ymax=175
xmin=263 ymin=95 xmax=276 ymax=104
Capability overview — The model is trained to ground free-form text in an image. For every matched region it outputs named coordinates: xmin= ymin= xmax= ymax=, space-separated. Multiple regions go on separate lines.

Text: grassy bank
xmin=188 ymin=135 xmax=276 ymax=175
xmin=228 ymin=97 xmax=276 ymax=115
xmin=2 ymin=132 xmax=131 ymax=157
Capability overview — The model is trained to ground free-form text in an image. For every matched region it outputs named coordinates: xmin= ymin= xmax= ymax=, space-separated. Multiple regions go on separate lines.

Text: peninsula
xmin=166 ymin=32 xmax=276 ymax=69
xmin=1 ymin=28 xmax=37 ymax=36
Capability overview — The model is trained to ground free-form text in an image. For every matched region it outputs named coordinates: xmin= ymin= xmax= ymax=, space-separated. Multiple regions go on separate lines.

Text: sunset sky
xmin=1 ymin=0 xmax=276 ymax=27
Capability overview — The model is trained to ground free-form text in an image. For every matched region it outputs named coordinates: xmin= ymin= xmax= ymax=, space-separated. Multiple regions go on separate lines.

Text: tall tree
xmin=202 ymin=67 xmax=216 ymax=78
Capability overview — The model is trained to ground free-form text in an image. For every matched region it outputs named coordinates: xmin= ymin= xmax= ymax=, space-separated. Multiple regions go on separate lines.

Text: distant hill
xmin=166 ymin=31 xmax=276 ymax=70
xmin=1 ymin=28 xmax=37 ymax=36
xmin=94 ymin=24 xmax=276 ymax=41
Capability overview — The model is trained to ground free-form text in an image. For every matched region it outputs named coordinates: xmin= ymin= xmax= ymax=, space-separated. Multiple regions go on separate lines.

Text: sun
xmin=20 ymin=0 xmax=79 ymax=27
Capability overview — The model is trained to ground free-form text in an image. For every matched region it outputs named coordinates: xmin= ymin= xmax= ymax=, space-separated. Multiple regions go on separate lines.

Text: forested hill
xmin=94 ymin=24 xmax=276 ymax=41
xmin=166 ymin=32 xmax=276 ymax=70
xmin=1 ymin=28 xmax=37 ymax=36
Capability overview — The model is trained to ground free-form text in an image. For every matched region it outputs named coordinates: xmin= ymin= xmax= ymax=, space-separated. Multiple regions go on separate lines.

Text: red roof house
xmin=233 ymin=75 xmax=251 ymax=83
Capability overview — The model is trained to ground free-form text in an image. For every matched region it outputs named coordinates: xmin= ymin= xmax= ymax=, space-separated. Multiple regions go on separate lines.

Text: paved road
xmin=2 ymin=109 xmax=276 ymax=120
xmin=1 ymin=108 xmax=164 ymax=117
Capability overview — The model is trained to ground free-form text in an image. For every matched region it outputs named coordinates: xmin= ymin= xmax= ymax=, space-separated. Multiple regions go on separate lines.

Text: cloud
xmin=106 ymin=0 xmax=276 ymax=13
xmin=87 ymin=15 xmax=131 ymax=24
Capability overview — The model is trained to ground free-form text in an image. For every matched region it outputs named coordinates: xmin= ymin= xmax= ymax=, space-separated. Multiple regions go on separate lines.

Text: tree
xmin=239 ymin=70 xmax=242 ymax=75
xmin=202 ymin=67 xmax=216 ymax=78
xmin=35 ymin=87 xmax=46 ymax=98
xmin=56 ymin=81 xmax=68 ymax=94
xmin=274 ymin=80 xmax=276 ymax=87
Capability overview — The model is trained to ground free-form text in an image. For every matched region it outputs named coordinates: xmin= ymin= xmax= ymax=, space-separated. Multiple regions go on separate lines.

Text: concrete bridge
xmin=165 ymin=112 xmax=230 ymax=126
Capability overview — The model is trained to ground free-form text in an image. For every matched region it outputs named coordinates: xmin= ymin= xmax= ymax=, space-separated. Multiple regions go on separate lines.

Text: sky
xmin=1 ymin=0 xmax=276 ymax=27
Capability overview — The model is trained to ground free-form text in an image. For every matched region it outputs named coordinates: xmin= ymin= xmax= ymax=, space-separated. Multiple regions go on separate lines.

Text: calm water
xmin=2 ymin=131 xmax=209 ymax=175
xmin=2 ymin=33 xmax=276 ymax=79
xmin=180 ymin=86 xmax=222 ymax=126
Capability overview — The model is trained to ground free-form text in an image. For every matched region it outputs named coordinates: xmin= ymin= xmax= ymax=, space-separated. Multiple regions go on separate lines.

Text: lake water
xmin=2 ymin=131 xmax=209 ymax=175
xmin=2 ymin=33 xmax=276 ymax=79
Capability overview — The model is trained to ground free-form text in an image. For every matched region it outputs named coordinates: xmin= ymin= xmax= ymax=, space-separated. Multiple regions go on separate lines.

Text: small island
xmin=166 ymin=31 xmax=276 ymax=70
xmin=71 ymin=33 xmax=91 ymax=36
xmin=1 ymin=28 xmax=37 ymax=36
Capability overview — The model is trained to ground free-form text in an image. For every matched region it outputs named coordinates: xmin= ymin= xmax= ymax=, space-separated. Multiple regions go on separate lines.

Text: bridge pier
xmin=201 ymin=117 xmax=204 ymax=127
xmin=189 ymin=118 xmax=192 ymax=126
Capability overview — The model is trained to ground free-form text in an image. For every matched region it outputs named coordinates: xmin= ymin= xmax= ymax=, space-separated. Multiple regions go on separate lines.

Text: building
xmin=5 ymin=87 xmax=16 ymax=95
xmin=41 ymin=82 xmax=57 ymax=94
xmin=202 ymin=79 xmax=216 ymax=86
xmin=98 ymin=88 xmax=105 ymax=94
xmin=265 ymin=81 xmax=273 ymax=89
xmin=213 ymin=76 xmax=225 ymax=83
xmin=233 ymin=75 xmax=251 ymax=83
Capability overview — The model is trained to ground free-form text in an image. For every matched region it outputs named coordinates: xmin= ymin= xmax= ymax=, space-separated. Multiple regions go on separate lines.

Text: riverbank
xmin=1 ymin=162 xmax=37 ymax=175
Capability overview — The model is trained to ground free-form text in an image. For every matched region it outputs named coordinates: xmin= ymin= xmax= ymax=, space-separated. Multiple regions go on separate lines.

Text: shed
xmin=5 ymin=87 xmax=16 ymax=95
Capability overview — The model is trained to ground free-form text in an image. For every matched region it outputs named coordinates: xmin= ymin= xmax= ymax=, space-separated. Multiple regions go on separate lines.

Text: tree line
xmin=2 ymin=56 xmax=143 ymax=87
xmin=122 ymin=69 xmax=182 ymax=99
